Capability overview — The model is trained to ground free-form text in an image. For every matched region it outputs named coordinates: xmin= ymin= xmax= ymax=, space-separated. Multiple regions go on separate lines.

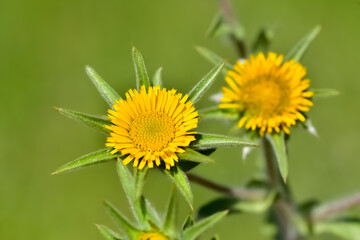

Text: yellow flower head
xmin=137 ymin=232 xmax=169 ymax=240
xmin=220 ymin=52 xmax=313 ymax=136
xmin=106 ymin=85 xmax=198 ymax=170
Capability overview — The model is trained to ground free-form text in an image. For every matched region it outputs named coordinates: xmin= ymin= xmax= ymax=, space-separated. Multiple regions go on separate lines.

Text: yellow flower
xmin=106 ymin=85 xmax=198 ymax=170
xmin=137 ymin=232 xmax=169 ymax=240
xmin=219 ymin=52 xmax=313 ymax=136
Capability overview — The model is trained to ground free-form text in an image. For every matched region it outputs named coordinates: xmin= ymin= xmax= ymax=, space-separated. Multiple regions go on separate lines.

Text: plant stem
xmin=263 ymin=137 xmax=302 ymax=240
xmin=218 ymin=0 xmax=247 ymax=58
xmin=311 ymin=192 xmax=360 ymax=221
xmin=187 ymin=173 xmax=265 ymax=200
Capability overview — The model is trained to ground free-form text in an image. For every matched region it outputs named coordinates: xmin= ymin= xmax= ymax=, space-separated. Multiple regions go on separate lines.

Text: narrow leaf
xmin=103 ymin=201 xmax=140 ymax=239
xmin=178 ymin=148 xmax=214 ymax=164
xmin=55 ymin=107 xmax=110 ymax=133
xmin=234 ymin=191 xmax=276 ymax=213
xmin=188 ymin=62 xmax=225 ymax=103
xmin=251 ymin=27 xmax=276 ymax=54
xmin=143 ymin=197 xmax=162 ymax=226
xmin=182 ymin=214 xmax=194 ymax=230
xmin=152 ymin=67 xmax=163 ymax=87
xmin=53 ymin=148 xmax=117 ymax=174
xmin=285 ymin=25 xmax=322 ymax=62
xmin=191 ymin=133 xmax=259 ymax=150
xmin=198 ymin=197 xmax=240 ymax=219
xmin=165 ymin=166 xmax=193 ymax=208
xmin=315 ymin=219 xmax=360 ymax=240
xmin=195 ymin=46 xmax=232 ymax=71
xmin=96 ymin=224 xmax=123 ymax=240
xmin=132 ymin=46 xmax=150 ymax=90
xmin=267 ymin=133 xmax=288 ymax=182
xmin=198 ymin=107 xmax=238 ymax=120
xmin=182 ymin=211 xmax=228 ymax=240
xmin=85 ymin=66 xmax=120 ymax=107
xmin=134 ymin=167 xmax=149 ymax=201
xmin=163 ymin=188 xmax=177 ymax=237
xmin=311 ymin=88 xmax=339 ymax=98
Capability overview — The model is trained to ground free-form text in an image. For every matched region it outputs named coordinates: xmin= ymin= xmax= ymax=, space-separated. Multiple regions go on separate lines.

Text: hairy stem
xmin=311 ymin=192 xmax=360 ymax=221
xmin=263 ymin=137 xmax=302 ymax=240
xmin=187 ymin=173 xmax=265 ymax=200
xmin=218 ymin=0 xmax=247 ymax=58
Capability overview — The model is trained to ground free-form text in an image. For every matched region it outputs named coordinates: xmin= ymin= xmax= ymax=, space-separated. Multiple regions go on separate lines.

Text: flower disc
xmin=106 ymin=86 xmax=198 ymax=169
xmin=220 ymin=52 xmax=314 ymax=135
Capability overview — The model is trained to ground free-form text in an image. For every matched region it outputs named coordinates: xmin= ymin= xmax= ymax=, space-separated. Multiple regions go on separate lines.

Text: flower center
xmin=129 ymin=112 xmax=176 ymax=152
xmin=242 ymin=75 xmax=290 ymax=118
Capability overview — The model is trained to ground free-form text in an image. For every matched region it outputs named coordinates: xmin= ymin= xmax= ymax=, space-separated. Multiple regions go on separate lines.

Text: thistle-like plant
xmin=53 ymin=46 xmax=257 ymax=209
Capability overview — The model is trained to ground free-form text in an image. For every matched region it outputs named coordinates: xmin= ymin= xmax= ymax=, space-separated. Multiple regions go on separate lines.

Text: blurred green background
xmin=1 ymin=0 xmax=359 ymax=239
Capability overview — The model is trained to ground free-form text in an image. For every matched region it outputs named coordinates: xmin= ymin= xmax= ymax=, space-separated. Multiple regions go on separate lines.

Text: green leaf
xmin=55 ymin=107 xmax=110 ymax=133
xmin=143 ymin=197 xmax=162 ymax=226
xmin=285 ymin=25 xmax=322 ymax=62
xmin=178 ymin=148 xmax=214 ymax=164
xmin=182 ymin=211 xmax=228 ymax=240
xmin=191 ymin=133 xmax=259 ymax=150
xmin=152 ymin=67 xmax=163 ymax=87
xmin=163 ymin=188 xmax=177 ymax=237
xmin=53 ymin=148 xmax=117 ymax=174
xmin=188 ymin=62 xmax=225 ymax=103
xmin=165 ymin=166 xmax=193 ymax=209
xmin=205 ymin=12 xmax=223 ymax=38
xmin=251 ymin=27 xmax=276 ymax=54
xmin=182 ymin=214 xmax=194 ymax=230
xmin=198 ymin=106 xmax=238 ymax=120
xmin=103 ymin=201 xmax=140 ymax=239
xmin=96 ymin=224 xmax=123 ymax=240
xmin=233 ymin=191 xmax=276 ymax=213
xmin=85 ymin=66 xmax=121 ymax=107
xmin=266 ymin=132 xmax=288 ymax=182
xmin=315 ymin=219 xmax=360 ymax=240
xmin=116 ymin=159 xmax=148 ymax=228
xmin=198 ymin=197 xmax=240 ymax=219
xmin=134 ymin=167 xmax=148 ymax=201
xmin=311 ymin=88 xmax=339 ymax=98
xmin=195 ymin=46 xmax=232 ymax=72
xmin=132 ymin=46 xmax=150 ymax=90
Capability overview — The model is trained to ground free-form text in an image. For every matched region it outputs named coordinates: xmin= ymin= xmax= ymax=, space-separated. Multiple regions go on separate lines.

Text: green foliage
xmin=165 ymin=166 xmax=193 ymax=208
xmin=188 ymin=61 xmax=225 ymax=103
xmin=285 ymin=25 xmax=322 ymax=62
xmin=267 ymin=133 xmax=288 ymax=182
xmin=55 ymin=107 xmax=110 ymax=133
xmin=315 ymin=219 xmax=360 ymax=240
xmin=96 ymin=224 xmax=123 ymax=240
xmin=251 ymin=26 xmax=276 ymax=54
xmin=152 ymin=67 xmax=163 ymax=87
xmin=191 ymin=133 xmax=259 ymax=150
xmin=53 ymin=148 xmax=117 ymax=174
xmin=311 ymin=88 xmax=340 ymax=98
xmin=195 ymin=46 xmax=233 ymax=72
xmin=163 ymin=189 xmax=177 ymax=237
xmin=178 ymin=148 xmax=214 ymax=164
xmin=85 ymin=66 xmax=121 ymax=107
xmin=132 ymin=46 xmax=150 ymax=90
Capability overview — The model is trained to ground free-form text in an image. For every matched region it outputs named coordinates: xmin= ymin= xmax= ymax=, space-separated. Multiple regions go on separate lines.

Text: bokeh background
xmin=1 ymin=0 xmax=359 ymax=239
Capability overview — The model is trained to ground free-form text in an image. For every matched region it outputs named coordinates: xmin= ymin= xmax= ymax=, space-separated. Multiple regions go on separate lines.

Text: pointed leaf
xmin=103 ymin=201 xmax=140 ymax=239
xmin=233 ymin=191 xmax=276 ymax=213
xmin=182 ymin=214 xmax=194 ymax=230
xmin=178 ymin=148 xmax=214 ymax=164
xmin=315 ymin=219 xmax=360 ymax=240
xmin=182 ymin=211 xmax=228 ymax=240
xmin=198 ymin=107 xmax=238 ymax=120
xmin=96 ymin=224 xmax=123 ymax=240
xmin=163 ymin=188 xmax=177 ymax=237
xmin=198 ymin=197 xmax=240 ymax=219
xmin=134 ymin=167 xmax=149 ymax=201
xmin=285 ymin=25 xmax=322 ymax=62
xmin=267 ymin=132 xmax=288 ymax=182
xmin=143 ymin=197 xmax=162 ymax=226
xmin=85 ymin=66 xmax=120 ymax=107
xmin=251 ymin=27 xmax=276 ymax=54
xmin=311 ymin=88 xmax=339 ymax=98
xmin=116 ymin=159 xmax=148 ymax=227
xmin=152 ymin=67 xmax=163 ymax=87
xmin=205 ymin=12 xmax=223 ymax=38
xmin=132 ymin=46 xmax=150 ymax=90
xmin=195 ymin=46 xmax=232 ymax=72
xmin=188 ymin=62 xmax=225 ymax=103
xmin=165 ymin=166 xmax=193 ymax=208
xmin=55 ymin=107 xmax=110 ymax=133
xmin=53 ymin=148 xmax=117 ymax=174
xmin=191 ymin=133 xmax=259 ymax=150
